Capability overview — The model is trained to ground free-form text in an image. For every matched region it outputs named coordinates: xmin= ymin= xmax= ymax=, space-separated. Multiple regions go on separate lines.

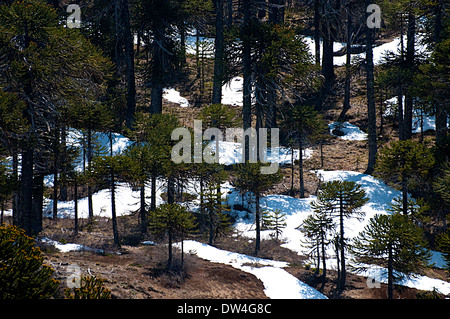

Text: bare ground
xmin=22 ymin=215 xmax=448 ymax=300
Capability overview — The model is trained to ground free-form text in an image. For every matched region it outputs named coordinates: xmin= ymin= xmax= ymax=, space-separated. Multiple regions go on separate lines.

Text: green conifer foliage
xmin=64 ymin=275 xmax=112 ymax=299
xmin=311 ymin=180 xmax=369 ymax=289
xmin=149 ymin=203 xmax=196 ymax=268
xmin=351 ymin=213 xmax=431 ymax=299
xmin=0 ymin=225 xmax=59 ymax=298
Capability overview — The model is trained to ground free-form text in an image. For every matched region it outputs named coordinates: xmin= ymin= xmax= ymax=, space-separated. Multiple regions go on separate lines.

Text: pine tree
xmin=89 ymin=154 xmax=124 ymax=247
xmin=148 ymin=203 xmax=196 ymax=269
xmin=121 ymin=143 xmax=154 ymax=235
xmin=301 ymin=209 xmax=334 ymax=279
xmin=231 ymin=161 xmax=282 ymax=255
xmin=200 ymin=182 xmax=230 ymax=245
xmin=0 ymin=0 xmax=113 ymax=235
xmin=365 ymin=0 xmax=377 ymax=174
xmin=375 ymin=139 xmax=435 ymax=216
xmin=283 ymin=104 xmax=326 ymax=197
xmin=267 ymin=209 xmax=287 ymax=242
xmin=311 ymin=180 xmax=369 ymax=289
xmin=351 ymin=213 xmax=431 ymax=299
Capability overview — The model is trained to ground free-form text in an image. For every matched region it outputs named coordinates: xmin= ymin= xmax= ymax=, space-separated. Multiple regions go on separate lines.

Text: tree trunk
xmin=402 ymin=178 xmax=408 ymax=216
xmin=435 ymin=105 xmax=447 ymax=145
xmin=314 ymin=0 xmax=321 ymax=66
xmin=208 ymin=207 xmax=214 ymax=245
xmin=111 ymin=167 xmax=120 ymax=247
xmin=321 ymin=232 xmax=327 ymax=279
xmin=167 ymin=229 xmax=173 ymax=269
xmin=365 ymin=10 xmax=377 ymax=174
xmin=226 ymin=0 xmax=233 ymax=26
xmin=52 ymin=127 xmax=59 ymax=220
xmin=151 ymin=172 xmax=157 ymax=211
xmin=60 ymin=125 xmax=68 ymax=201
xmin=140 ymin=183 xmax=147 ymax=234
xmin=321 ymin=32 xmax=334 ymax=88
xmin=32 ymin=174 xmax=44 ymax=234
xmin=339 ymin=194 xmax=345 ymax=289
xmin=74 ymin=174 xmax=78 ymax=235
xmin=19 ymin=148 xmax=34 ymax=235
xmin=387 ymin=242 xmax=394 ymax=299
xmin=290 ymin=146 xmax=294 ymax=194
xmin=87 ymin=126 xmax=94 ymax=221
xmin=403 ymin=13 xmax=416 ymax=140
xmin=398 ymin=87 xmax=404 ymax=140
xmin=242 ymin=0 xmax=252 ymax=162
xmin=340 ymin=7 xmax=352 ymax=121
xmin=150 ymin=22 xmax=165 ymax=114
xmin=122 ymin=0 xmax=136 ymax=130
xmin=167 ymin=176 xmax=175 ymax=204
xmin=298 ymin=140 xmax=305 ymax=198
xmin=12 ymin=152 xmax=18 ymax=226
xmin=255 ymin=192 xmax=261 ymax=256
xmin=212 ymin=0 xmax=224 ymax=105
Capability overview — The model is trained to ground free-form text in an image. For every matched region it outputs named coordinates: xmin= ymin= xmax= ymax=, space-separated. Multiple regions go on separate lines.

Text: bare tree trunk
xmin=32 ymin=174 xmax=44 ymax=234
xmin=212 ymin=0 xmax=224 ymax=104
xmin=365 ymin=4 xmax=377 ymax=174
xmin=140 ymin=183 xmax=147 ymax=234
xmin=403 ymin=13 xmax=416 ymax=140
xmin=340 ymin=6 xmax=352 ymax=121
xmin=387 ymin=242 xmax=394 ymax=299
xmin=74 ymin=174 xmax=78 ymax=235
xmin=150 ymin=22 xmax=165 ymax=114
xmin=115 ymin=0 xmax=136 ymax=129
xmin=298 ymin=139 xmax=305 ymax=198
xmin=242 ymin=0 xmax=253 ymax=161
xmin=314 ymin=0 xmax=321 ymax=66
xmin=52 ymin=127 xmax=59 ymax=220
xmin=19 ymin=148 xmax=34 ymax=235
xmin=110 ymin=135 xmax=120 ymax=247
xmin=255 ymin=192 xmax=261 ymax=256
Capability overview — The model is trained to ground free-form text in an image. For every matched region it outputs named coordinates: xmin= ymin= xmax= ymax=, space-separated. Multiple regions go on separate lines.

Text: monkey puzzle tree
xmin=351 ymin=213 xmax=430 ymax=299
xmin=231 ymin=161 xmax=282 ymax=256
xmin=0 ymin=225 xmax=60 ymax=298
xmin=375 ymin=140 xmax=435 ymax=216
xmin=0 ymin=0 xmax=113 ymax=235
xmin=311 ymin=180 xmax=369 ymax=289
xmin=148 ymin=203 xmax=196 ymax=269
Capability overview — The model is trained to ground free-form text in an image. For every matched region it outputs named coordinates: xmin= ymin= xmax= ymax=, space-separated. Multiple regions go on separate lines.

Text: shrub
xmin=64 ymin=275 xmax=112 ymax=299
xmin=0 ymin=225 xmax=59 ymax=298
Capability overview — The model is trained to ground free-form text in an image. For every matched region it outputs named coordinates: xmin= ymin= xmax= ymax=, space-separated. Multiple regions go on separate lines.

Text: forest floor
xmin=2 ymin=36 xmax=446 ymax=299
xmin=25 ymin=212 xmax=446 ymax=300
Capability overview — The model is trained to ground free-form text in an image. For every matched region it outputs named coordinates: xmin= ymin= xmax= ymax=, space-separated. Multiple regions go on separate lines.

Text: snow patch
xmin=177 ymin=240 xmax=327 ymax=299
xmin=163 ymin=88 xmax=190 ymax=108
xmin=39 ymin=237 xmax=103 ymax=254
xmin=329 ymin=122 xmax=368 ymax=141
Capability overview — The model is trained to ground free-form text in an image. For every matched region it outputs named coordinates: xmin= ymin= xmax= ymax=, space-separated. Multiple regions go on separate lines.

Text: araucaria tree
xmin=148 ymin=203 xmax=196 ymax=269
xmin=0 ymin=0 xmax=112 ymax=235
xmin=311 ymin=180 xmax=369 ymax=289
xmin=351 ymin=213 xmax=430 ymax=299
xmin=0 ymin=225 xmax=60 ymax=298
xmin=375 ymin=140 xmax=435 ymax=216
xmin=301 ymin=208 xmax=334 ymax=280
xmin=283 ymin=104 xmax=326 ymax=197
xmin=231 ymin=162 xmax=282 ymax=256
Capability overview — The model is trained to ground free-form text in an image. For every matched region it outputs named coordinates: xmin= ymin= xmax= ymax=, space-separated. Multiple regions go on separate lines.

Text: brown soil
xmin=29 ymin=216 xmax=449 ymax=300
